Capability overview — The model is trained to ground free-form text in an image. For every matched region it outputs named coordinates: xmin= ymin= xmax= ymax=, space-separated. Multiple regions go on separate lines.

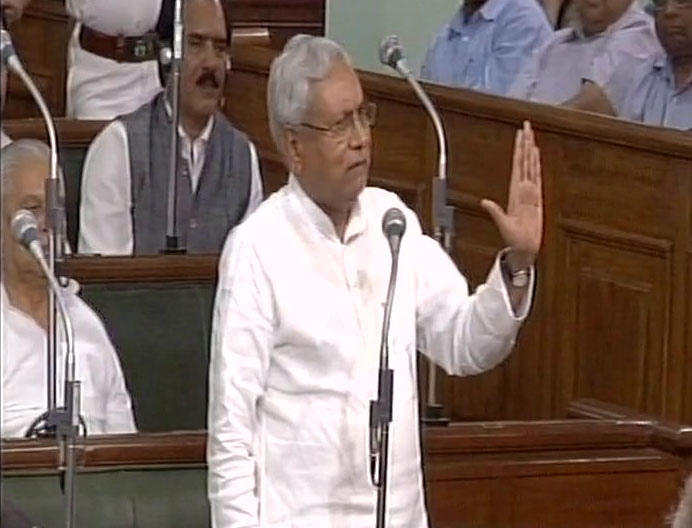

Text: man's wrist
xmin=501 ymin=251 xmax=532 ymax=289
xmin=504 ymin=250 xmax=534 ymax=273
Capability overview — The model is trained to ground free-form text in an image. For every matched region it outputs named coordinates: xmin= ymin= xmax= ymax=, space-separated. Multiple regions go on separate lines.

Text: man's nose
xmin=348 ymin=117 xmax=370 ymax=149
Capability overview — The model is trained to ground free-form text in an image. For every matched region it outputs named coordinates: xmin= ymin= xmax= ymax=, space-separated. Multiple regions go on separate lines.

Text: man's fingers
xmin=481 ymin=199 xmax=506 ymax=228
xmin=530 ymin=145 xmax=541 ymax=184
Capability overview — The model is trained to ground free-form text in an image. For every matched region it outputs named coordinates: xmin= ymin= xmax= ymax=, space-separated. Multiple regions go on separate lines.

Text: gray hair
xmin=671 ymin=474 xmax=692 ymax=528
xmin=267 ymin=34 xmax=351 ymax=154
xmin=1 ymin=139 xmax=63 ymax=201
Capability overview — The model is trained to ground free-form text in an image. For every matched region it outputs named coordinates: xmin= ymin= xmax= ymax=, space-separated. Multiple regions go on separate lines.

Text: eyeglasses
xmin=299 ymin=102 xmax=377 ymax=141
xmin=651 ymin=0 xmax=692 ymax=11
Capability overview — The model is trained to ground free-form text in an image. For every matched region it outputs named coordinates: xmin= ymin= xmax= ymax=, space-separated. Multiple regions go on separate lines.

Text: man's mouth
xmin=196 ymin=73 xmax=220 ymax=90
xmin=348 ymin=159 xmax=367 ymax=171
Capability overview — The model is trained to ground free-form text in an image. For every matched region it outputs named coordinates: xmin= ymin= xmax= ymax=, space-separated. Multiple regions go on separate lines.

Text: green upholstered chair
xmin=2 ymin=465 xmax=209 ymax=528
xmin=60 ymin=146 xmax=88 ymax=252
xmin=80 ymin=281 xmax=217 ymax=432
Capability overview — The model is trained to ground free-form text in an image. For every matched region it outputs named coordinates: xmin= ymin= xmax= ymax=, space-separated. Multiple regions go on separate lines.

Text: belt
xmin=78 ymin=25 xmax=159 ymax=63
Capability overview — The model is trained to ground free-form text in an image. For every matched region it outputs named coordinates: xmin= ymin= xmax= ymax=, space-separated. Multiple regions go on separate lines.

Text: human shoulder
xmin=360 ymin=186 xmax=423 ymax=235
xmin=224 ymin=185 xmax=292 ymax=246
xmin=213 ymin=112 xmax=250 ymax=143
xmin=504 ymin=0 xmax=550 ymax=19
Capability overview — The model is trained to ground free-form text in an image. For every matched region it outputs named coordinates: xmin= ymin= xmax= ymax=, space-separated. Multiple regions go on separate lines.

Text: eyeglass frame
xmin=296 ymin=102 xmax=377 ymax=141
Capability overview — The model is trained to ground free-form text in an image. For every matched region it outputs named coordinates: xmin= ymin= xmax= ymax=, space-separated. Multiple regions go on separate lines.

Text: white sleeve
xmin=207 ymin=229 xmax=273 ymax=528
xmin=414 ymin=228 xmax=534 ymax=376
xmin=103 ymin=341 xmax=137 ymax=434
xmin=78 ymin=120 xmax=134 ymax=255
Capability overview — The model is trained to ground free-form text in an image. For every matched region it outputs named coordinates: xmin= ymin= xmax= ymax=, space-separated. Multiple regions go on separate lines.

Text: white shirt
xmin=207 ymin=176 xmax=534 ymax=528
xmin=65 ymin=0 xmax=163 ymax=119
xmin=78 ymin=117 xmax=264 ymax=256
xmin=1 ymin=129 xmax=11 ymax=148
xmin=1 ymin=282 xmax=136 ymax=438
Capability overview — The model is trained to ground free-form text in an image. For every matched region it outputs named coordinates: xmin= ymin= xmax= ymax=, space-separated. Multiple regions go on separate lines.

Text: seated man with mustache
xmin=79 ymin=0 xmax=263 ymax=255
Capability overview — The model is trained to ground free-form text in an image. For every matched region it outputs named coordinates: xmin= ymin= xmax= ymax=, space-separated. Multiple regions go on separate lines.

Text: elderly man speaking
xmin=207 ymin=35 xmax=543 ymax=527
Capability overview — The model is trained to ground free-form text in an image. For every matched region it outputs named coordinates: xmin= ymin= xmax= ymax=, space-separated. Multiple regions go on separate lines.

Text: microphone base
xmin=162 ymin=236 xmax=187 ymax=255
xmin=422 ymin=404 xmax=449 ymax=426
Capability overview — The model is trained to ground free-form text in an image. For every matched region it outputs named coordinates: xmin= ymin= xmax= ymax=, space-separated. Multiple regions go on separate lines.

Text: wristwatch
xmin=501 ymin=254 xmax=530 ymax=288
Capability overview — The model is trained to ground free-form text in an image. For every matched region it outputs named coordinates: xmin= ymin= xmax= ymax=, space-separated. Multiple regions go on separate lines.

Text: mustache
xmin=196 ymin=70 xmax=220 ymax=89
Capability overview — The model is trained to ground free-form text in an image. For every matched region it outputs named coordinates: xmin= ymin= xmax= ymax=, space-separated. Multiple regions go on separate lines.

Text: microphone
xmin=369 ymin=207 xmax=407 ymax=528
xmin=382 ymin=207 xmax=406 ymax=257
xmin=379 ymin=35 xmax=454 ymax=425
xmin=378 ymin=35 xmax=411 ymax=76
xmin=1 ymin=19 xmax=24 ymax=76
xmin=11 ymin=209 xmax=44 ymax=260
xmin=378 ymin=35 xmax=452 ymax=248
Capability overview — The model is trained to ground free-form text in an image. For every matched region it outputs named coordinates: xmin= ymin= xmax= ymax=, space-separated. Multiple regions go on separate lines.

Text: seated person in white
xmin=1 ymin=139 xmax=136 ymax=438
xmin=78 ymin=0 xmax=262 ymax=256
xmin=65 ymin=0 xmax=163 ymax=119
xmin=508 ymin=0 xmax=660 ymax=107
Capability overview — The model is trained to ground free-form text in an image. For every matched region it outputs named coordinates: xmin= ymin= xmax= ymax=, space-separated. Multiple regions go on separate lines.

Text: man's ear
xmin=284 ymin=128 xmax=303 ymax=175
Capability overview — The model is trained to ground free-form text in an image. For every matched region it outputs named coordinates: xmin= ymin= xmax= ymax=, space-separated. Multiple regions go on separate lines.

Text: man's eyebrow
xmin=188 ymin=31 xmax=226 ymax=43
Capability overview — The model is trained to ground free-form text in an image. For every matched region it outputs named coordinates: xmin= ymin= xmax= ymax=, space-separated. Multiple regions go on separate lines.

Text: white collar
xmin=287 ymin=174 xmax=366 ymax=244
xmin=163 ymin=99 xmax=215 ymax=144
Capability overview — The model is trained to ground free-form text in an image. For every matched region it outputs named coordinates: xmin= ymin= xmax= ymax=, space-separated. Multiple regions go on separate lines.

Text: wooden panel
xmin=555 ymin=222 xmax=671 ymax=415
xmin=2 ymin=418 xmax=688 ymax=528
xmin=61 ymin=255 xmax=218 ymax=284
xmin=3 ymin=0 xmax=70 ymax=118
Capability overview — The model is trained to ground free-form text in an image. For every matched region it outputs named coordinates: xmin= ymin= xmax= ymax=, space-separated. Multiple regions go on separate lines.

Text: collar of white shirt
xmin=163 ymin=98 xmax=215 ymax=148
xmin=287 ymin=174 xmax=367 ymax=244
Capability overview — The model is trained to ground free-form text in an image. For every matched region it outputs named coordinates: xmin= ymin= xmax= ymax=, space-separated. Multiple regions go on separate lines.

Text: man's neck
xmin=322 ymin=205 xmax=351 ymax=242
xmin=672 ymin=56 xmax=692 ymax=91
xmin=181 ymin=113 xmax=209 ymax=141
xmin=3 ymin=273 xmax=49 ymax=329
xmin=462 ymin=0 xmax=486 ymax=18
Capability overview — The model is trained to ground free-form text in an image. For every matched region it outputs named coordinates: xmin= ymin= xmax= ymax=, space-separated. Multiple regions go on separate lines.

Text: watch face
xmin=512 ymin=272 xmax=529 ymax=288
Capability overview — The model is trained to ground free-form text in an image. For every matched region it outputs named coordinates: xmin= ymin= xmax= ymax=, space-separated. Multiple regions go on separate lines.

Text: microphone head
xmin=11 ymin=209 xmax=39 ymax=248
xmin=0 ymin=24 xmax=16 ymax=65
xmin=382 ymin=207 xmax=407 ymax=240
xmin=379 ymin=35 xmax=405 ymax=70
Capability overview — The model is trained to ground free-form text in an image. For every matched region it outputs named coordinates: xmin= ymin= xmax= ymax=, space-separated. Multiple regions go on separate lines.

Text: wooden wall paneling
xmin=506 ymin=467 xmax=679 ymax=528
xmin=233 ymin=0 xmax=325 ymax=49
xmin=3 ymin=0 xmax=70 ymax=118
xmin=555 ymin=220 xmax=672 ymax=416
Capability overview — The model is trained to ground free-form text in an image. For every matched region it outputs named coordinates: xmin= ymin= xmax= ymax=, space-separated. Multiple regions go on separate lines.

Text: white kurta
xmin=207 ymin=176 xmax=534 ymax=527
xmin=65 ymin=0 xmax=163 ymax=119
xmin=1 ymin=282 xmax=136 ymax=438
xmin=78 ymin=117 xmax=264 ymax=256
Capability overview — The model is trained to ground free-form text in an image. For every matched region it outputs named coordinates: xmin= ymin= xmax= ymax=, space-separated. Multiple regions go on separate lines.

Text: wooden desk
xmin=2 ymin=417 xmax=686 ymax=527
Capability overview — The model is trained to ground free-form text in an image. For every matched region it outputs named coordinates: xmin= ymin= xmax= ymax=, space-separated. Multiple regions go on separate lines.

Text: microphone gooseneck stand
xmin=369 ymin=208 xmax=406 ymax=528
xmin=3 ymin=25 xmax=83 ymax=528
xmin=379 ymin=36 xmax=452 ymax=425
xmin=164 ymin=0 xmax=186 ymax=253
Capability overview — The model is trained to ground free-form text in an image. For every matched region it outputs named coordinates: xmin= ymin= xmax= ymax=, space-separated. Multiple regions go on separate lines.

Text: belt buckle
xmin=132 ymin=38 xmax=151 ymax=60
